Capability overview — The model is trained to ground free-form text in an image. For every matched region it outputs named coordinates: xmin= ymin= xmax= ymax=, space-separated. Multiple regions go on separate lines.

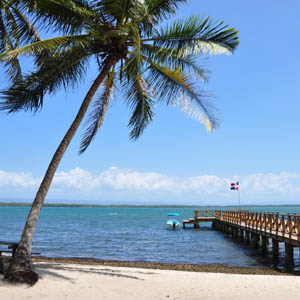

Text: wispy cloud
xmin=1 ymin=167 xmax=300 ymax=204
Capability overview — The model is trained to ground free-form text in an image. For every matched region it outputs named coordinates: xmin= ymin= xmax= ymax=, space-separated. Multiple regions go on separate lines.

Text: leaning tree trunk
xmin=4 ymin=59 xmax=115 ymax=285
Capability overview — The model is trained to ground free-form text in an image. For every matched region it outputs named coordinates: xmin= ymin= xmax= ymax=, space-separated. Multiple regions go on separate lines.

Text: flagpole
xmin=238 ymin=188 xmax=240 ymax=211
xmin=230 ymin=181 xmax=240 ymax=210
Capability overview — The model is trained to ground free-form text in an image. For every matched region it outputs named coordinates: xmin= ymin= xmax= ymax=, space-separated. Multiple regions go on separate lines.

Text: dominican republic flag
xmin=230 ymin=182 xmax=239 ymax=190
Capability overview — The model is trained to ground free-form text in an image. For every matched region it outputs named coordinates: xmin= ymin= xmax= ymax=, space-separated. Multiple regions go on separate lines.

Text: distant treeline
xmin=0 ymin=202 xmax=196 ymax=208
xmin=0 ymin=202 xmax=298 ymax=208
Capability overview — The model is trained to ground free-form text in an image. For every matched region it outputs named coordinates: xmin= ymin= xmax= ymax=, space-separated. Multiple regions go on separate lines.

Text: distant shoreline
xmin=1 ymin=202 xmax=299 ymax=208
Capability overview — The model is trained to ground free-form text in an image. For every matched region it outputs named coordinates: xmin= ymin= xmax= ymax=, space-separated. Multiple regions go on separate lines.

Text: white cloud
xmin=0 ymin=170 xmax=40 ymax=188
xmin=1 ymin=167 xmax=300 ymax=204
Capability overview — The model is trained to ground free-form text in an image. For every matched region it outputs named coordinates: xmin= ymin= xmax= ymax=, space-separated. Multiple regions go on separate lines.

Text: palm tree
xmin=0 ymin=0 xmax=40 ymax=82
xmin=0 ymin=0 xmax=239 ymax=285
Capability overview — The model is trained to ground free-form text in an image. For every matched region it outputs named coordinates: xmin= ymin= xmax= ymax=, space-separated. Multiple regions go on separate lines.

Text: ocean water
xmin=0 ymin=205 xmax=300 ymax=270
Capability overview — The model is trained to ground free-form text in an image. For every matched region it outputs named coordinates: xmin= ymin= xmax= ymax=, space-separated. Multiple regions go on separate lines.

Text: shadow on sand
xmin=35 ymin=263 xmax=144 ymax=282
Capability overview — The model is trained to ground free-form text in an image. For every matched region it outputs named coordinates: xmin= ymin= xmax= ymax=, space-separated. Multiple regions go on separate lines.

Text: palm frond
xmin=0 ymin=45 xmax=92 ymax=113
xmin=0 ymin=11 xmax=22 ymax=83
xmin=19 ymin=0 xmax=97 ymax=34
xmin=79 ymin=69 xmax=115 ymax=154
xmin=10 ymin=5 xmax=41 ymax=44
xmin=124 ymin=75 xmax=155 ymax=139
xmin=96 ymin=0 xmax=146 ymax=22
xmin=122 ymin=26 xmax=142 ymax=77
xmin=141 ymin=43 xmax=209 ymax=82
xmin=2 ymin=55 xmax=22 ymax=83
xmin=2 ymin=6 xmax=19 ymax=45
xmin=144 ymin=16 xmax=239 ymax=55
xmin=145 ymin=0 xmax=187 ymax=19
xmin=145 ymin=59 xmax=218 ymax=132
xmin=0 ymin=34 xmax=91 ymax=60
xmin=139 ymin=0 xmax=187 ymax=35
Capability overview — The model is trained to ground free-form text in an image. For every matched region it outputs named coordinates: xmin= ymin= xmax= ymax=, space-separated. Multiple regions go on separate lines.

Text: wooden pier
xmin=183 ymin=210 xmax=218 ymax=228
xmin=183 ymin=210 xmax=300 ymax=266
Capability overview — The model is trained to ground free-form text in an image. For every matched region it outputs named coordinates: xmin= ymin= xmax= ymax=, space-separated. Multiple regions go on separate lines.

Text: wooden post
xmin=224 ymin=224 xmax=228 ymax=234
xmin=245 ymin=231 xmax=250 ymax=245
xmin=272 ymin=239 xmax=279 ymax=258
xmin=233 ymin=227 xmax=238 ymax=239
xmin=194 ymin=210 xmax=199 ymax=220
xmin=285 ymin=243 xmax=294 ymax=266
xmin=253 ymin=234 xmax=259 ymax=249
xmin=194 ymin=222 xmax=200 ymax=229
xmin=230 ymin=226 xmax=234 ymax=237
xmin=262 ymin=236 xmax=268 ymax=253
xmin=239 ymin=229 xmax=244 ymax=242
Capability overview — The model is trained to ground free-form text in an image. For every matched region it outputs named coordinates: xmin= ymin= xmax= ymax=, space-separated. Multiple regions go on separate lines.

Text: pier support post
xmin=262 ymin=236 xmax=268 ymax=253
xmin=253 ymin=234 xmax=259 ymax=249
xmin=194 ymin=222 xmax=200 ymax=229
xmin=233 ymin=228 xmax=238 ymax=239
xmin=232 ymin=227 xmax=236 ymax=238
xmin=225 ymin=224 xmax=229 ymax=234
xmin=245 ymin=231 xmax=250 ymax=245
xmin=228 ymin=226 xmax=232 ymax=236
xmin=272 ymin=239 xmax=279 ymax=258
xmin=285 ymin=243 xmax=294 ymax=266
xmin=239 ymin=229 xmax=244 ymax=242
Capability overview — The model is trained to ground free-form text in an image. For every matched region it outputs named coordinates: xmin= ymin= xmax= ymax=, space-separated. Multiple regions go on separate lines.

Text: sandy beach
xmin=1 ymin=261 xmax=300 ymax=300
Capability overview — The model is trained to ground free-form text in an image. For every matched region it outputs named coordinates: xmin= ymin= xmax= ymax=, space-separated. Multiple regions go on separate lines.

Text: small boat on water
xmin=166 ymin=213 xmax=181 ymax=229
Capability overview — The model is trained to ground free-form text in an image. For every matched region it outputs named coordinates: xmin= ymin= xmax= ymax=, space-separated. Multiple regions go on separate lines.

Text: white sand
xmin=0 ymin=262 xmax=300 ymax=300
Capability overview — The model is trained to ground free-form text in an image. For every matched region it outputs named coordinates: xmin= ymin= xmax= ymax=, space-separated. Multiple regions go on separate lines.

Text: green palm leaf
xmin=96 ymin=0 xmax=144 ymax=22
xmin=0 ymin=45 xmax=92 ymax=113
xmin=141 ymin=43 xmax=209 ymax=82
xmin=145 ymin=16 xmax=239 ymax=55
xmin=10 ymin=5 xmax=41 ymax=44
xmin=19 ymin=0 xmax=96 ymax=34
xmin=139 ymin=0 xmax=188 ymax=34
xmin=0 ymin=9 xmax=22 ymax=82
xmin=0 ymin=34 xmax=91 ymax=60
xmin=124 ymin=75 xmax=155 ymax=139
xmin=145 ymin=59 xmax=218 ymax=131
xmin=79 ymin=70 xmax=115 ymax=154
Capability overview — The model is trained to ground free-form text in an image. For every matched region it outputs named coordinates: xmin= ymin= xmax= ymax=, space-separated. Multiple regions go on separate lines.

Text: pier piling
xmin=285 ymin=243 xmax=294 ymax=266
xmin=262 ymin=236 xmax=268 ymax=252
xmin=272 ymin=239 xmax=279 ymax=258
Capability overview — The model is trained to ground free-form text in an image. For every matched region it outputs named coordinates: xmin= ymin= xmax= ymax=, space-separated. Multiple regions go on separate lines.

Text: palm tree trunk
xmin=4 ymin=58 xmax=115 ymax=285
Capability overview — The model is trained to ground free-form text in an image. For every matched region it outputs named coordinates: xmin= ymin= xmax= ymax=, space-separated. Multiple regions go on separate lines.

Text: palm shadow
xmin=35 ymin=263 xmax=144 ymax=283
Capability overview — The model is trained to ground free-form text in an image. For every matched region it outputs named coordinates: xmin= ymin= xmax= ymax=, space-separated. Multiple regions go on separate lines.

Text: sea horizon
xmin=1 ymin=201 xmax=300 ymax=208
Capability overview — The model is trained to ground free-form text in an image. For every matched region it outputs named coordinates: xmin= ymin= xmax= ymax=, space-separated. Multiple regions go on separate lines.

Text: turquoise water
xmin=0 ymin=205 xmax=300 ymax=270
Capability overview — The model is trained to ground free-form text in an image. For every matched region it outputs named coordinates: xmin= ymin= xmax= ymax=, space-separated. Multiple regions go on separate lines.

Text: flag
xmin=230 ymin=182 xmax=239 ymax=190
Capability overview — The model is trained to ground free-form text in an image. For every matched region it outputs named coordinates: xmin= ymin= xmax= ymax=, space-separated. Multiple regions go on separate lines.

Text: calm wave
xmin=1 ymin=205 xmax=300 ymax=270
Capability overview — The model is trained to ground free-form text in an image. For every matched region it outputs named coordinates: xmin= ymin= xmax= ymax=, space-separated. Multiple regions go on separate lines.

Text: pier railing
xmin=220 ymin=211 xmax=300 ymax=240
xmin=186 ymin=209 xmax=300 ymax=266
xmin=194 ymin=210 xmax=220 ymax=219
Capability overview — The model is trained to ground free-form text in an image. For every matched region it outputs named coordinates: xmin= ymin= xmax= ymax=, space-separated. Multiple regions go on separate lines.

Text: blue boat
xmin=166 ymin=213 xmax=181 ymax=229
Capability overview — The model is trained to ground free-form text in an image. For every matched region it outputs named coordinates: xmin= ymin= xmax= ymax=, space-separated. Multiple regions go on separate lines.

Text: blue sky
xmin=1 ymin=0 xmax=300 ymax=205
